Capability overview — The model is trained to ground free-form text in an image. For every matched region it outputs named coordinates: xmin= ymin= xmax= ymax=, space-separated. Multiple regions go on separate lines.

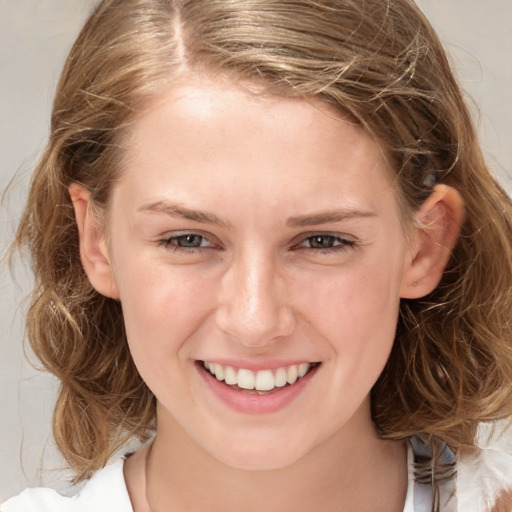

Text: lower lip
xmin=197 ymin=363 xmax=319 ymax=414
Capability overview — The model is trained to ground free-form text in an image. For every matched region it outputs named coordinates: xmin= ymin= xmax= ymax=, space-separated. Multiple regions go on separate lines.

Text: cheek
xmin=294 ymin=253 xmax=403 ymax=366
xmin=113 ymin=259 xmax=222 ymax=407
xmin=114 ymin=257 xmax=216 ymax=356
xmin=293 ymin=258 xmax=403 ymax=418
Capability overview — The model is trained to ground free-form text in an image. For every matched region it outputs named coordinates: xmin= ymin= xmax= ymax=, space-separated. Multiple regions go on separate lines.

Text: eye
xmin=304 ymin=235 xmax=339 ymax=249
xmin=300 ymin=234 xmax=355 ymax=250
xmin=159 ymin=232 xmax=214 ymax=250
xmin=173 ymin=234 xmax=207 ymax=248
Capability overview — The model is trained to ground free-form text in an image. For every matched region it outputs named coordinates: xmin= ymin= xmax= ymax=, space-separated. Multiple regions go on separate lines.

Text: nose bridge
xmin=216 ymin=247 xmax=294 ymax=345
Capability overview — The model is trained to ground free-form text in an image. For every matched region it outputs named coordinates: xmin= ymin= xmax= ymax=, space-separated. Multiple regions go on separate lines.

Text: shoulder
xmin=1 ymin=459 xmax=132 ymax=512
xmin=457 ymin=446 xmax=512 ymax=511
xmin=409 ymin=437 xmax=512 ymax=512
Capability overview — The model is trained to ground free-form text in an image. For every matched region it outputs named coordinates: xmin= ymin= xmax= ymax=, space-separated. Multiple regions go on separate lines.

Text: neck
xmin=129 ymin=409 xmax=407 ymax=512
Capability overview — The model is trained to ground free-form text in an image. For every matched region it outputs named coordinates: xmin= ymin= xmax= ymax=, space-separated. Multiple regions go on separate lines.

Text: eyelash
xmin=158 ymin=232 xmax=215 ymax=252
xmin=158 ymin=232 xmax=356 ymax=254
xmin=294 ymin=233 xmax=357 ymax=253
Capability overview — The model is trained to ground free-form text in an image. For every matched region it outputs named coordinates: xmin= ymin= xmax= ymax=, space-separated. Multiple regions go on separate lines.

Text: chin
xmin=205 ymin=433 xmax=310 ymax=472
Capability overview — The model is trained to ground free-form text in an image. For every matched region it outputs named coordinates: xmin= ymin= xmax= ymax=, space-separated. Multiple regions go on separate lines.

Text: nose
xmin=215 ymin=250 xmax=296 ymax=347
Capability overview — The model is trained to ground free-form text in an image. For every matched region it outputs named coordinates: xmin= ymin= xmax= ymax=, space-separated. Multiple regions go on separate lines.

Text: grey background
xmin=1 ymin=0 xmax=511 ymax=501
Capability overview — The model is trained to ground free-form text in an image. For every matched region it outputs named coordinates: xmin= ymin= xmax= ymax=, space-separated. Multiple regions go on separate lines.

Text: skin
xmin=71 ymin=78 xmax=464 ymax=512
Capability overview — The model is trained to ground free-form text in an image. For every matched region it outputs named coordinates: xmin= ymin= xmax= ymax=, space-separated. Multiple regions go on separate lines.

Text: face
xmin=97 ymin=79 xmax=416 ymax=470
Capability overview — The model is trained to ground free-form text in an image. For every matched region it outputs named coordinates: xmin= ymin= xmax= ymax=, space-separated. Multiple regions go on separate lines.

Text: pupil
xmin=311 ymin=235 xmax=332 ymax=248
xmin=179 ymin=235 xmax=201 ymax=247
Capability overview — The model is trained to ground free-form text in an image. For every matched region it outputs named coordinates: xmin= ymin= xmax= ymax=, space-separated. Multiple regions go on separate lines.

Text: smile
xmin=202 ymin=361 xmax=318 ymax=393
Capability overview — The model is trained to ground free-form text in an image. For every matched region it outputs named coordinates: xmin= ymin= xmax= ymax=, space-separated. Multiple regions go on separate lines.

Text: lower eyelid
xmin=289 ymin=243 xmax=355 ymax=256
xmin=311 ymin=241 xmax=356 ymax=251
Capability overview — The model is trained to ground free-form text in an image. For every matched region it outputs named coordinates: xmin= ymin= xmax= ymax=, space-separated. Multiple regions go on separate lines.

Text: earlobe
xmin=69 ymin=184 xmax=120 ymax=299
xmin=400 ymin=184 xmax=465 ymax=299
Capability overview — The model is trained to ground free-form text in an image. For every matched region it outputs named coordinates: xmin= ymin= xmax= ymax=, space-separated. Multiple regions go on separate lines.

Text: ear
xmin=400 ymin=184 xmax=465 ymax=299
xmin=69 ymin=184 xmax=120 ymax=299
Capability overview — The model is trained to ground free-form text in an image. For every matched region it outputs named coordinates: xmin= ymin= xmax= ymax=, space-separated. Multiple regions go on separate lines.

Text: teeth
xmin=214 ymin=363 xmax=224 ymax=381
xmin=287 ymin=365 xmax=298 ymax=384
xmin=224 ymin=366 xmax=237 ymax=385
xmin=237 ymin=369 xmax=255 ymax=390
xmin=255 ymin=370 xmax=274 ymax=391
xmin=298 ymin=363 xmax=309 ymax=378
xmin=203 ymin=361 xmax=314 ymax=392
xmin=274 ymin=367 xmax=287 ymax=387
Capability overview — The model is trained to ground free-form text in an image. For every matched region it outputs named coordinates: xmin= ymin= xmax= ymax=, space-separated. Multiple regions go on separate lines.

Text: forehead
xmin=125 ymin=77 xmax=388 ymax=167
xmin=116 ymin=77 xmax=399 ymax=222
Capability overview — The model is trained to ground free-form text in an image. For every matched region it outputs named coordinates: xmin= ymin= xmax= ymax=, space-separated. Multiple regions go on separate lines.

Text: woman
xmin=3 ymin=0 xmax=512 ymax=510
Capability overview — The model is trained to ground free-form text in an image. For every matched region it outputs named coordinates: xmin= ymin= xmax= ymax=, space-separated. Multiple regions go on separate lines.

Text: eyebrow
xmin=139 ymin=200 xmax=376 ymax=228
xmin=286 ymin=210 xmax=377 ymax=227
xmin=139 ymin=201 xmax=232 ymax=228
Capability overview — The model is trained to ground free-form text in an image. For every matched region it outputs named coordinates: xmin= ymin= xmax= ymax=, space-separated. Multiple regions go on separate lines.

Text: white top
xmin=1 ymin=460 xmax=132 ymax=512
xmin=2 ymin=441 xmax=512 ymax=512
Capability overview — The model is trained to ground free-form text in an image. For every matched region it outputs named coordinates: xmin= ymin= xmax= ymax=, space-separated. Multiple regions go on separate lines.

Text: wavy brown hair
xmin=14 ymin=0 xmax=512 ymax=481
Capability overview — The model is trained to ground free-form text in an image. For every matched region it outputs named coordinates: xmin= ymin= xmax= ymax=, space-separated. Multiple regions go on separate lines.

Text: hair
xmin=14 ymin=0 xmax=512 ymax=482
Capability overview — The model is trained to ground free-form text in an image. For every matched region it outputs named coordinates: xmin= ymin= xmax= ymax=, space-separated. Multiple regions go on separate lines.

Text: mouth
xmin=199 ymin=360 xmax=320 ymax=395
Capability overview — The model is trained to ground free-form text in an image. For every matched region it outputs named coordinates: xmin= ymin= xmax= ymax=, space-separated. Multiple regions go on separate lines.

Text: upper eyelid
xmin=160 ymin=229 xmax=215 ymax=240
xmin=292 ymin=231 xmax=358 ymax=244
